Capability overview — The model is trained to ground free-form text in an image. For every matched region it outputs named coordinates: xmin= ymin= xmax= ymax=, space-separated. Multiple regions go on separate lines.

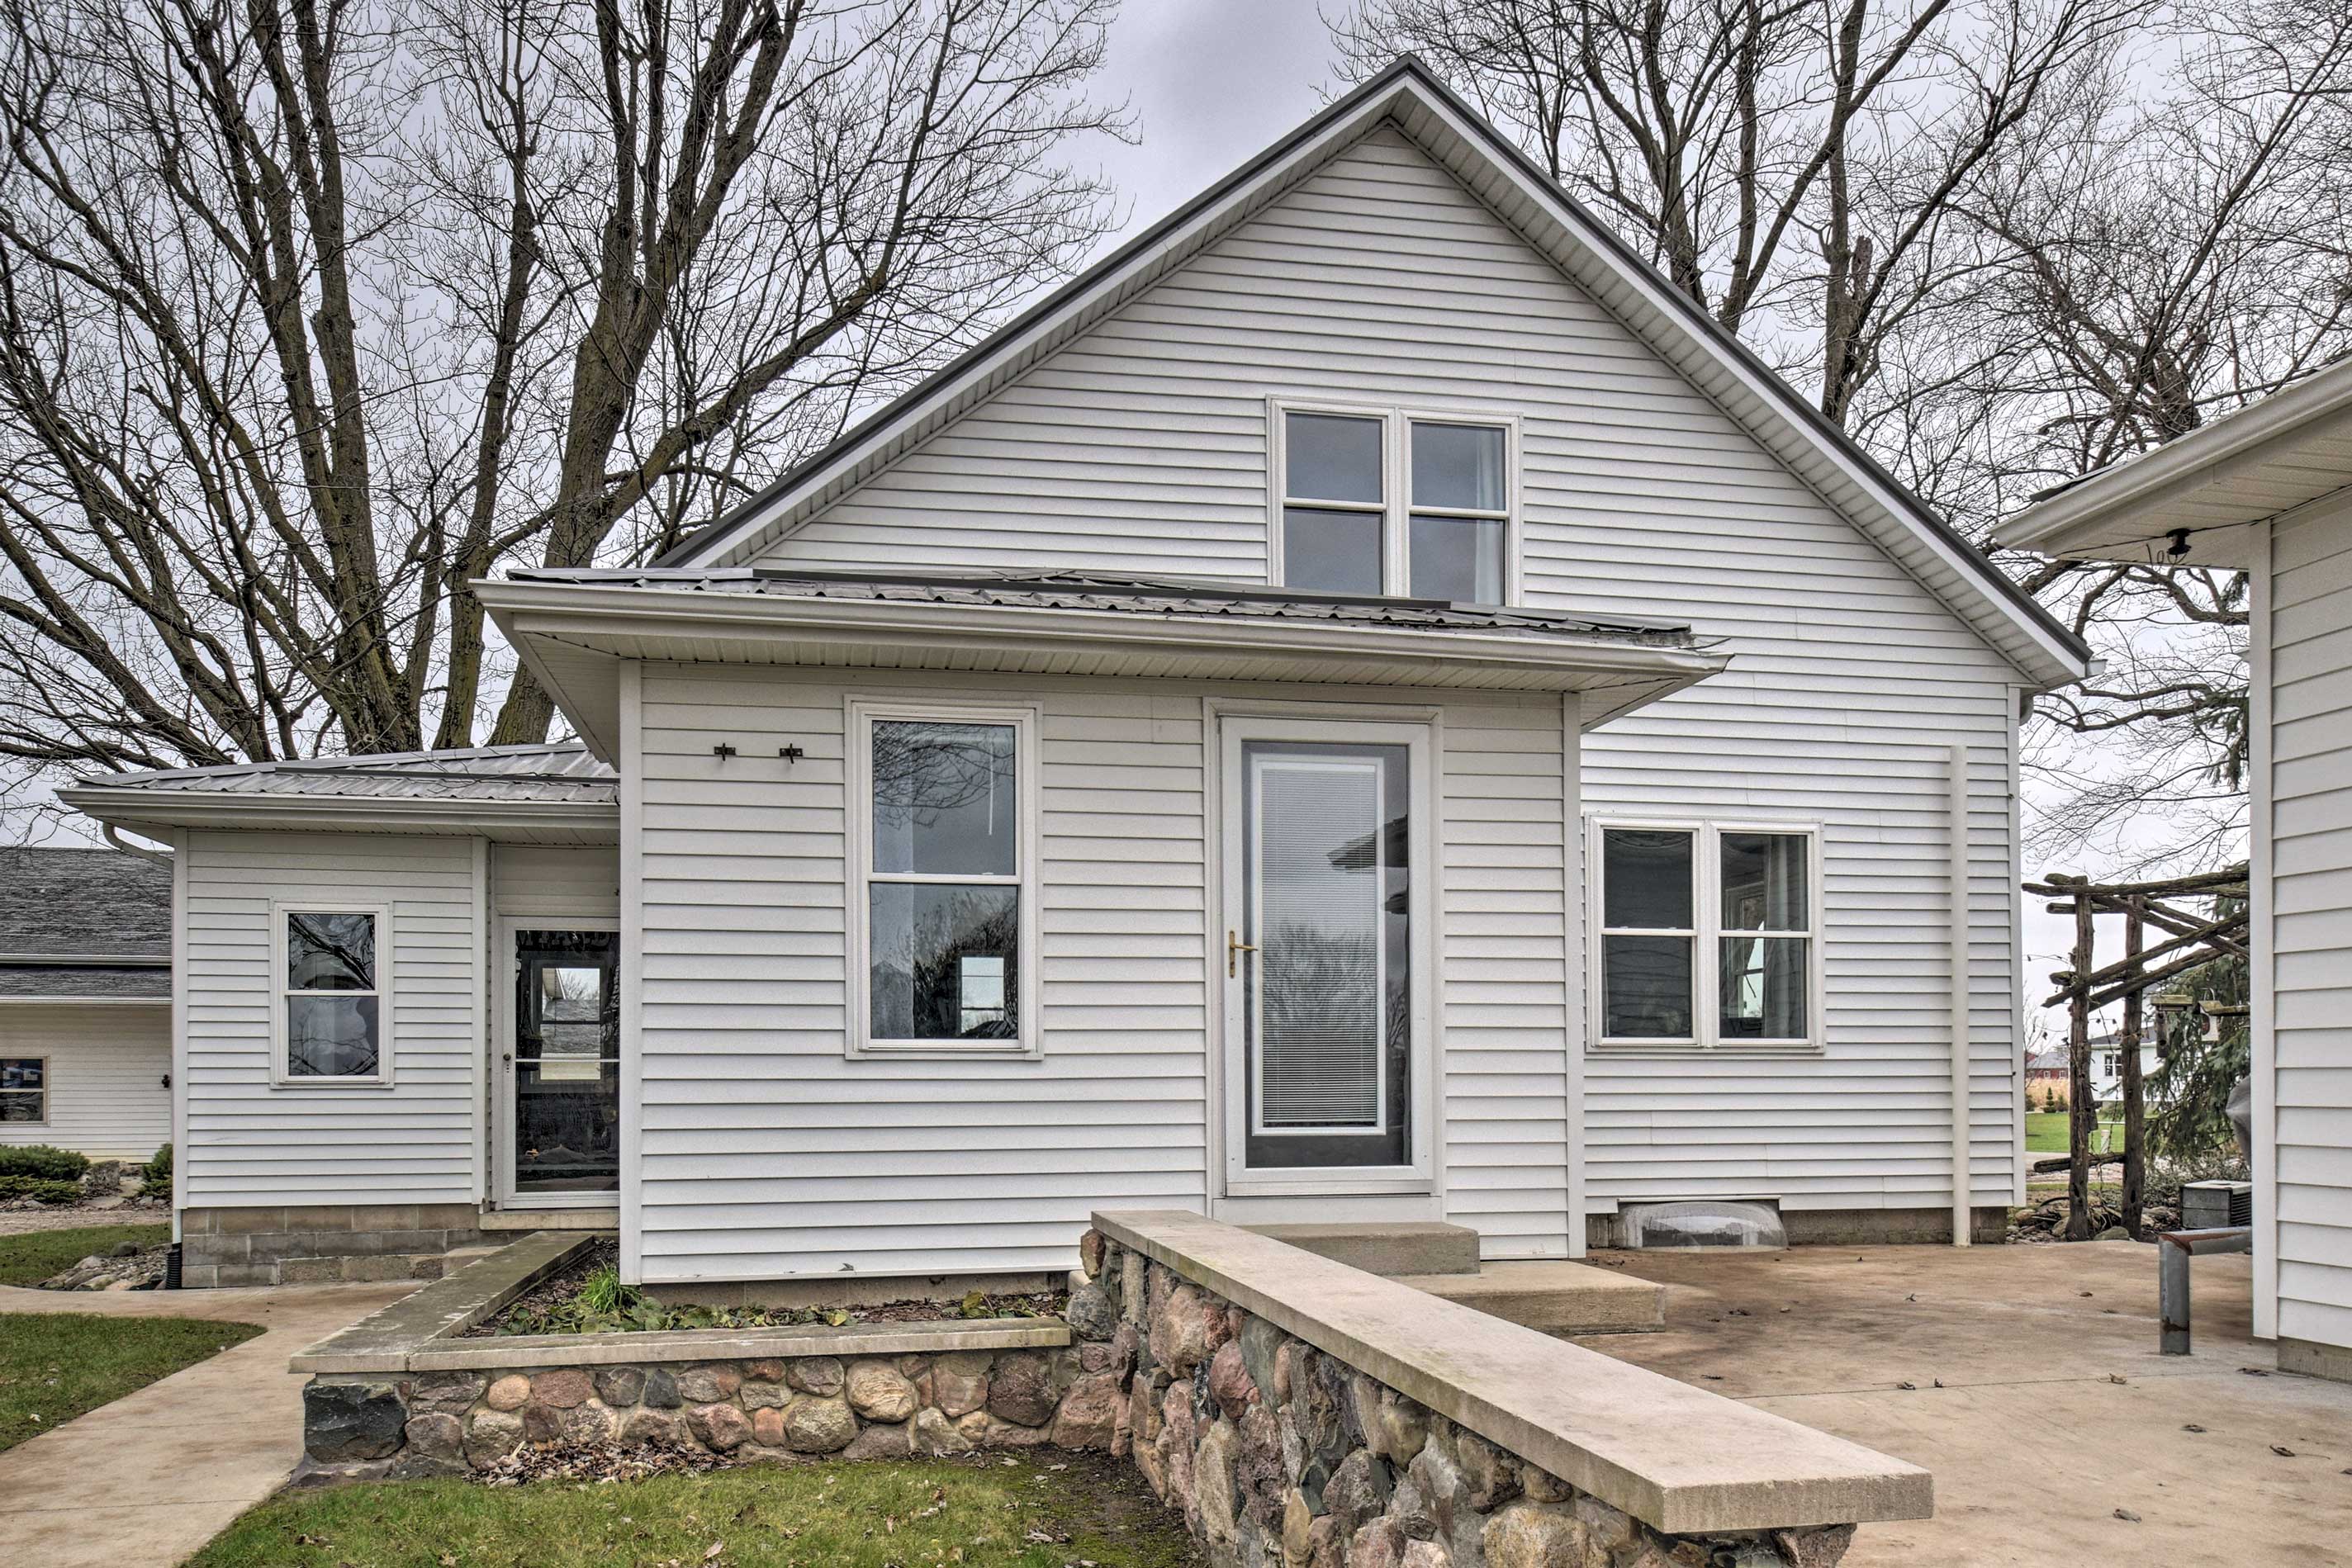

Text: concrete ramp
xmin=1244 ymin=1220 xmax=1481 ymax=1276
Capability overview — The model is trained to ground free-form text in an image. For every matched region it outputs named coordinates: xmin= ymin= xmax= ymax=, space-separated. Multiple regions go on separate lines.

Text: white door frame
xmin=1210 ymin=703 xmax=1440 ymax=1205
xmin=492 ymin=914 xmax=622 ymax=1210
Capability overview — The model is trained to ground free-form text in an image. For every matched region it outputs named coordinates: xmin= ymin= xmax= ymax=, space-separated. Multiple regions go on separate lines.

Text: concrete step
xmin=1245 ymin=1220 xmax=1482 ymax=1277
xmin=480 ymin=1209 xmax=620 ymax=1233
xmin=1396 ymin=1260 xmax=1666 ymax=1336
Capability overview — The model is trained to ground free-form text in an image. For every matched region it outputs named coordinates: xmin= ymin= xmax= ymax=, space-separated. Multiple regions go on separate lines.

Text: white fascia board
xmin=2003 ymin=357 xmax=2352 ymax=559
xmin=475 ymin=580 xmax=1728 ymax=691
xmin=55 ymin=784 xmax=618 ymax=837
xmin=0 ymin=996 xmax=171 ymax=1007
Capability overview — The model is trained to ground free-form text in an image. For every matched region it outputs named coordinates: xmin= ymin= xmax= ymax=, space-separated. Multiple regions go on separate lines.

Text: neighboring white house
xmin=2004 ymin=355 xmax=2352 ymax=1384
xmin=63 ymin=60 xmax=2093 ymax=1291
xmin=2022 ymin=1030 xmax=2157 ymax=1106
xmin=0 ymin=847 xmax=173 ymax=1160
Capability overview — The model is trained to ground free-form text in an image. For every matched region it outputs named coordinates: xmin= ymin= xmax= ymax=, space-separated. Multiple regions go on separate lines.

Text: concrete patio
xmin=1578 ymin=1242 xmax=2352 ymax=1567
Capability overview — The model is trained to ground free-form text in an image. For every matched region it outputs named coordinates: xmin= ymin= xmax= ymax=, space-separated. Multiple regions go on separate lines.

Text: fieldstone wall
xmin=300 ymin=1337 xmax=1127 ymax=1485
xmin=1092 ymin=1232 xmax=1857 ymax=1568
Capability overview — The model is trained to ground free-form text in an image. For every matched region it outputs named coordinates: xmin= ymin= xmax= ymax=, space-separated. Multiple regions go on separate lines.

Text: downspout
xmin=102 ymin=822 xmax=173 ymax=865
xmin=1948 ymin=744 xmax=1974 ymax=1247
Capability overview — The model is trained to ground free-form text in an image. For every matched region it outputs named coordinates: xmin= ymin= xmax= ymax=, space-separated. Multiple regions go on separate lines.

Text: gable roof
xmin=0 ymin=846 xmax=172 ymax=1001
xmin=658 ymin=56 xmax=2091 ymax=692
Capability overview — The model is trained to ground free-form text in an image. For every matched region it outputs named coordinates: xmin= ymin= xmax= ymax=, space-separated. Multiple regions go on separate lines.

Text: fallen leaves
xmin=2271 ymin=1444 xmax=2297 ymax=1457
xmin=2114 ymin=1509 xmax=2142 ymax=1523
xmin=2183 ymin=1424 xmax=2206 ymax=1433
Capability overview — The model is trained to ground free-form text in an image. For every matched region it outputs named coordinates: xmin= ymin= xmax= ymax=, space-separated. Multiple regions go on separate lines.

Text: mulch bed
xmin=465 ymin=1238 xmax=1065 ymax=1337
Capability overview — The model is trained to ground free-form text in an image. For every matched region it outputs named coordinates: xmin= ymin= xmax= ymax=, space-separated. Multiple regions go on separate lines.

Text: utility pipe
xmin=1948 ymin=744 xmax=1974 ymax=1247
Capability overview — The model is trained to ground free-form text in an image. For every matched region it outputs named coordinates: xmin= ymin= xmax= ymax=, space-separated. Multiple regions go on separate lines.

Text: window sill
xmin=1591 ymin=1041 xmax=1824 ymax=1058
xmin=1224 ymin=1172 xmax=1434 ymax=1199
xmin=846 ymin=1041 xmax=1041 ymax=1063
xmin=268 ymin=1075 xmax=396 ymax=1090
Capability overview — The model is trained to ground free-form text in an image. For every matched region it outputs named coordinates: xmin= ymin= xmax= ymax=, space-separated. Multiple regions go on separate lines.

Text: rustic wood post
xmin=2120 ymin=900 xmax=2146 ymax=1239
xmin=2066 ymin=891 xmax=2097 ymax=1240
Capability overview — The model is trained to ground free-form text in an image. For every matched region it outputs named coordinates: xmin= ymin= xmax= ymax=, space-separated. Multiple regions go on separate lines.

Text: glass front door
xmin=511 ymin=929 xmax=619 ymax=1195
xmin=1239 ymin=741 xmax=1412 ymax=1170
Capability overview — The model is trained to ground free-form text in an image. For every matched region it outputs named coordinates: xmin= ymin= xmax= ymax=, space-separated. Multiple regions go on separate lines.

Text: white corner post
xmin=1948 ymin=744 xmax=1974 ymax=1247
xmin=1562 ymin=692 xmax=1586 ymax=1259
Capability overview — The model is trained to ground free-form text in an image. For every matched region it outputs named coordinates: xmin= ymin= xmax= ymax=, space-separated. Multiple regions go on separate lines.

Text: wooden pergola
xmin=2022 ymin=867 xmax=2248 ymax=1240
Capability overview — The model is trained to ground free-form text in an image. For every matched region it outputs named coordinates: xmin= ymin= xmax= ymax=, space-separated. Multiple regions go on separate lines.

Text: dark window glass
xmin=1719 ymin=936 xmax=1807 ymax=1038
xmin=1603 ymin=935 xmax=1694 ymax=1039
xmin=1721 ymin=832 xmax=1807 ymax=930
xmin=1601 ymin=830 xmax=1693 ymax=929
xmin=0 ymin=1057 xmax=41 ymax=1122
xmin=871 ymin=721 xmax=1017 ymax=876
xmin=1410 ymin=422 xmax=1505 ymax=510
xmin=286 ymin=995 xmax=380 ymax=1078
xmin=514 ymin=931 xmax=620 ymax=1193
xmin=1408 ymin=514 xmax=1504 ymax=604
xmin=869 ymin=883 xmax=1020 ymax=1041
xmin=1284 ymin=412 xmax=1382 ymax=503
xmin=287 ymin=911 xmax=374 ymax=990
xmin=1283 ymin=508 xmax=1382 ymax=594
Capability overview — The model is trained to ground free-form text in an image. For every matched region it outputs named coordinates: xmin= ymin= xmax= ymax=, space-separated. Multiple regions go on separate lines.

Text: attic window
xmin=1272 ymin=403 xmax=1515 ymax=604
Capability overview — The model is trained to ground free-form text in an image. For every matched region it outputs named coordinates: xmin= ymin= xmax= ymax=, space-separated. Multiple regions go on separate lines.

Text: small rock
xmin=1050 ymin=1371 xmax=1124 ymax=1450
xmin=303 ymin=1380 xmax=406 ymax=1464
xmin=914 ymin=1405 xmax=973 ymax=1456
xmin=560 ymin=1402 xmax=618 ymax=1445
xmin=986 ymin=1350 xmax=1061 ymax=1428
xmin=786 ymin=1356 xmax=844 ymax=1396
xmin=843 ymin=1417 xmax=914 ymax=1460
xmin=1079 ymin=1226 xmax=1107 ymax=1279
xmin=619 ymin=1408 xmax=680 ymax=1447
xmin=1067 ymin=1281 xmax=1119 ymax=1341
xmin=676 ymin=1364 xmax=742 ymax=1404
xmin=1482 ymin=1504 xmax=1584 ymax=1567
xmin=463 ymin=1409 xmax=524 ymax=1466
xmin=749 ymin=1405 xmax=785 ymax=1447
xmin=530 ymin=1368 xmax=593 ymax=1409
xmin=403 ymin=1412 xmax=462 ymax=1459
xmin=782 ymin=1395 xmax=856 ymax=1453
xmin=483 ymin=1374 xmax=530 ymax=1413
xmin=685 ymin=1402 xmax=751 ymax=1451
xmin=1208 ymin=1340 xmax=1258 ymax=1419
xmin=640 ymin=1367 xmax=682 ymax=1409
xmin=845 ymin=1360 xmax=918 ymax=1422
xmin=927 ymin=1352 xmax=990 ymax=1418
xmin=593 ymin=1367 xmax=646 ymax=1406
xmin=2114 ymin=1508 xmax=2142 ymax=1523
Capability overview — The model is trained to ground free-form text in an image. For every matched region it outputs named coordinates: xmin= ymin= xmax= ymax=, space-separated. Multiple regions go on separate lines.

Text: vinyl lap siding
xmin=0 ymin=1003 xmax=169 ymax=1158
xmin=2270 ymin=505 xmax=2352 ymax=1351
xmin=749 ymin=123 xmax=2021 ymax=1224
xmin=181 ymin=831 xmax=480 ymax=1206
xmin=632 ymin=667 xmax=1210 ymax=1282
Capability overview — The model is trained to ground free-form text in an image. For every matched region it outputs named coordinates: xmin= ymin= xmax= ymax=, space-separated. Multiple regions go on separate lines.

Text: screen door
xmin=1239 ymin=740 xmax=1411 ymax=1169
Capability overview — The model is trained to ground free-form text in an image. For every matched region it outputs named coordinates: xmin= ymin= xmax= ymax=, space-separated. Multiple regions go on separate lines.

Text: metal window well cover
xmin=1618 ymin=1201 xmax=1786 ymax=1250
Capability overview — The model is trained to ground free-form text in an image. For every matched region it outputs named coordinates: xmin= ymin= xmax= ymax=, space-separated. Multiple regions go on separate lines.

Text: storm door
xmin=1219 ymin=713 xmax=1434 ymax=1194
xmin=504 ymin=928 xmax=620 ymax=1199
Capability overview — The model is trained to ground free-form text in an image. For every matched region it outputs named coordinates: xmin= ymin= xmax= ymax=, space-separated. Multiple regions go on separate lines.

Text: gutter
xmin=55 ymin=785 xmax=619 ymax=836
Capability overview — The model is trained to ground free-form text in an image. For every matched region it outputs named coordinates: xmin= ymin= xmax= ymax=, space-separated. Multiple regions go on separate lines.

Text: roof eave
xmin=57 ymin=784 xmax=620 ymax=839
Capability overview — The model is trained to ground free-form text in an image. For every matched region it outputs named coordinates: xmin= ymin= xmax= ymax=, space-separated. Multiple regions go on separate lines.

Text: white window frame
xmin=0 ymin=1054 xmax=49 ymax=1125
xmin=1265 ymin=399 xmax=1522 ymax=604
xmin=1587 ymin=817 xmax=1823 ymax=1052
xmin=271 ymin=901 xmax=392 ymax=1087
xmin=845 ymin=695 xmax=1042 ymax=1061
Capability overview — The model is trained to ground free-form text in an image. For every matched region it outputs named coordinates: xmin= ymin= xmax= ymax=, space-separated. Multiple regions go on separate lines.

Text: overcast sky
xmin=1080 ymin=2 xmax=1343 ymax=244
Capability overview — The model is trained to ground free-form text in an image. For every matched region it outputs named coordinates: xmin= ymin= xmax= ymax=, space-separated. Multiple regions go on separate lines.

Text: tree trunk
xmin=2122 ymin=901 xmax=2147 ymax=1238
xmin=2065 ymin=898 xmax=2097 ymax=1239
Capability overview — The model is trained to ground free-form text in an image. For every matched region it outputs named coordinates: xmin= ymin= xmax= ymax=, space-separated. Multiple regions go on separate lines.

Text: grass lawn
xmin=0 ymin=1311 xmax=260 ymax=1454
xmin=2025 ymin=1113 xmax=2126 ymax=1155
xmin=192 ymin=1454 xmax=1202 ymax=1568
xmin=0 ymin=1223 xmax=170 ymax=1287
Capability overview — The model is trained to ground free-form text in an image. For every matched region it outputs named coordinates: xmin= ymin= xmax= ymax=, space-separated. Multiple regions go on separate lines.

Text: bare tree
xmin=0 ymin=0 xmax=1124 ymax=795
xmin=1329 ymin=0 xmax=2151 ymax=421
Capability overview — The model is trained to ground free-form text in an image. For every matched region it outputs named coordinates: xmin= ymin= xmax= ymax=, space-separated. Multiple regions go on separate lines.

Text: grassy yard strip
xmin=0 ymin=1223 xmax=170 ymax=1287
xmin=192 ymin=1454 xmax=1202 ymax=1568
xmin=0 ymin=1311 xmax=261 ymax=1454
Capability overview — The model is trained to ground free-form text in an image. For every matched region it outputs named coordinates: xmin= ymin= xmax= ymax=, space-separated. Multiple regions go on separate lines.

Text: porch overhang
xmin=57 ymin=784 xmax=619 ymax=843
xmin=473 ymin=573 xmax=1730 ymax=762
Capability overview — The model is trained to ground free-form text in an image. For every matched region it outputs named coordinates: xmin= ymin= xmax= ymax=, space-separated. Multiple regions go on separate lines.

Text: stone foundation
xmin=182 ymin=1203 xmax=486 ymax=1288
xmin=1585 ymin=1205 xmax=2008 ymax=1249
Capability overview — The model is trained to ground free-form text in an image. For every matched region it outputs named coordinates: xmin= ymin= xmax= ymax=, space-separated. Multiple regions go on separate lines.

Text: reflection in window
xmin=0 ymin=1058 xmax=44 ymax=1123
xmin=1283 ymin=411 xmax=1384 ymax=594
xmin=861 ymin=711 xmax=1027 ymax=1049
xmin=283 ymin=909 xmax=381 ymax=1078
xmin=1597 ymin=825 xmax=1815 ymax=1046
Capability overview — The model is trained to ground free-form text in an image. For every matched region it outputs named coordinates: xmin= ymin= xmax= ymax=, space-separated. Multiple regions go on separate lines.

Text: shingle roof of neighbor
xmin=502 ymin=567 xmax=1700 ymax=647
xmin=83 ymin=743 xmax=617 ymax=804
xmin=0 ymin=846 xmax=173 ymax=999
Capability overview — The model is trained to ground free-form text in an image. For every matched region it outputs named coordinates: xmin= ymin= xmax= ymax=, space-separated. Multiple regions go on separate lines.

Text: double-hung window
xmin=848 ymin=699 xmax=1039 ymax=1058
xmin=1595 ymin=822 xmax=1817 ymax=1048
xmin=0 ymin=1057 xmax=45 ymax=1123
xmin=1273 ymin=404 xmax=1514 ymax=604
xmin=277 ymin=906 xmax=386 ymax=1082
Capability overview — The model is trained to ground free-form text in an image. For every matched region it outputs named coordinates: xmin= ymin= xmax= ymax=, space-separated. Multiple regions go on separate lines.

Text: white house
xmin=2005 ymin=358 xmax=2352 ymax=1384
xmin=62 ymin=60 xmax=2092 ymax=1292
xmin=0 ymin=847 xmax=173 ymax=1161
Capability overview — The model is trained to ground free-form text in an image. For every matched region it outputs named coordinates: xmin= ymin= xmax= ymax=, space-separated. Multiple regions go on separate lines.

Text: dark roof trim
xmin=652 ymin=54 xmax=2088 ymax=673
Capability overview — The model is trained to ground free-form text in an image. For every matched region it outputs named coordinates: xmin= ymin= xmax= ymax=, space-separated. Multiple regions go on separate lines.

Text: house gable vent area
xmin=1615 ymin=1200 xmax=1786 ymax=1250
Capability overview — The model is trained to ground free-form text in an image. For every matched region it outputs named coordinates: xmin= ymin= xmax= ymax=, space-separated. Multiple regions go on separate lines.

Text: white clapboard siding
xmin=0 ymin=1003 xmax=170 ymax=1158
xmin=493 ymin=843 xmax=621 ymax=919
xmin=2270 ymin=503 xmax=2352 ymax=1350
xmin=630 ymin=666 xmax=1577 ymax=1281
xmin=181 ymin=831 xmax=480 ymax=1206
xmin=746 ymin=121 xmax=2020 ymax=1224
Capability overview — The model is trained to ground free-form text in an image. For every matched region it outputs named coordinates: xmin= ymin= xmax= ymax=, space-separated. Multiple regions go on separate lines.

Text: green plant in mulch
xmin=0 ymin=1312 xmax=261 ymax=1453
xmin=0 ymin=1144 xmax=89 ymax=1182
xmin=496 ymin=1264 xmax=1053 ymax=1338
xmin=140 ymin=1143 xmax=172 ymax=1191
xmin=0 ymin=1177 xmax=83 ymax=1204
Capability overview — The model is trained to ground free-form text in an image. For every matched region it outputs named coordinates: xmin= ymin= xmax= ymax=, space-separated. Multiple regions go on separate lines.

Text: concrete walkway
xmin=1581 ymin=1243 xmax=2352 ymax=1568
xmin=0 ymin=1277 xmax=415 ymax=1567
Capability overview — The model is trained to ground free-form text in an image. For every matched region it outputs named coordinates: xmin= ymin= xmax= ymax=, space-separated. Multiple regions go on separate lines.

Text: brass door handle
xmin=1227 ymin=929 xmax=1258 ymax=978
